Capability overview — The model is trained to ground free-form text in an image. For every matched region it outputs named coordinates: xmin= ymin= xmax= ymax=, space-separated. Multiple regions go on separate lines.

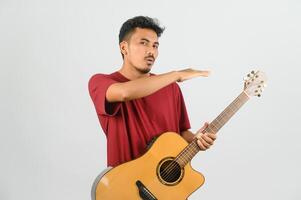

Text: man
xmin=89 ymin=16 xmax=216 ymax=168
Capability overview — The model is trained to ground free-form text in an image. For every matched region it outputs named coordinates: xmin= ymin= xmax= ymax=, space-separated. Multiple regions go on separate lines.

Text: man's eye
xmin=141 ymin=42 xmax=147 ymax=45
xmin=154 ymin=45 xmax=159 ymax=49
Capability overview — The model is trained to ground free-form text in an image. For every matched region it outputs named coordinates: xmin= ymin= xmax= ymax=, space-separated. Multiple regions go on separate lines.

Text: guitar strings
xmin=161 ymin=92 xmax=248 ymax=182
xmin=161 ymin=107 xmax=236 ymax=182
xmin=160 ymin=105 xmax=237 ymax=178
xmin=160 ymin=92 xmax=249 ymax=182
xmin=162 ymin=92 xmax=249 ymax=181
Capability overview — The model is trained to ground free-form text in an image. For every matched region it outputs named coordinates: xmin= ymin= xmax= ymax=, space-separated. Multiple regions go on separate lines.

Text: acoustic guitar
xmin=91 ymin=70 xmax=267 ymax=200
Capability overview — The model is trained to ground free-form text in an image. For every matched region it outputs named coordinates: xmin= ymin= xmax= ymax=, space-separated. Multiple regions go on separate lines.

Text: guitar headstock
xmin=244 ymin=70 xmax=267 ymax=97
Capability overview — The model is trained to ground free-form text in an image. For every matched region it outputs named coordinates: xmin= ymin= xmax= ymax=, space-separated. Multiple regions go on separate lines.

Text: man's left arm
xmin=181 ymin=122 xmax=217 ymax=151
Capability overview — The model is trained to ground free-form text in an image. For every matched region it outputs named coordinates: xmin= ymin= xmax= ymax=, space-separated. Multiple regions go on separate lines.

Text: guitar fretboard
xmin=176 ymin=91 xmax=250 ymax=168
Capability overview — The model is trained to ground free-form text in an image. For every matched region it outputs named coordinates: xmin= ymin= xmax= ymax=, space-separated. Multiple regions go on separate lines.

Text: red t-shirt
xmin=88 ymin=71 xmax=191 ymax=167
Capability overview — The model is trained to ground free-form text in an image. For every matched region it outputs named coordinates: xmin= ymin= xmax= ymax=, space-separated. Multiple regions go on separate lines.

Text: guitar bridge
xmin=136 ymin=180 xmax=157 ymax=200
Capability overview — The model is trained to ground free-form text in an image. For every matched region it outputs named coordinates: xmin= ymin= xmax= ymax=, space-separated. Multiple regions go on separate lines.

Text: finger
xmin=197 ymin=122 xmax=210 ymax=134
xmin=197 ymin=139 xmax=207 ymax=151
xmin=195 ymin=134 xmax=202 ymax=142
xmin=202 ymin=132 xmax=216 ymax=138
xmin=202 ymin=135 xmax=214 ymax=145
xmin=181 ymin=69 xmax=211 ymax=81
xmin=186 ymin=68 xmax=210 ymax=76
xmin=189 ymin=70 xmax=210 ymax=79
xmin=198 ymin=70 xmax=210 ymax=77
xmin=207 ymin=133 xmax=217 ymax=140
xmin=199 ymin=136 xmax=211 ymax=148
xmin=187 ymin=71 xmax=208 ymax=80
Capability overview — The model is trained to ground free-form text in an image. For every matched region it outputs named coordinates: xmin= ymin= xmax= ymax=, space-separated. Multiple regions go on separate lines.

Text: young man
xmin=89 ymin=16 xmax=216 ymax=168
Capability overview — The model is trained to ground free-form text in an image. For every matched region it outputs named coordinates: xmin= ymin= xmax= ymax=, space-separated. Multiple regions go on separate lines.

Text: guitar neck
xmin=176 ymin=91 xmax=250 ymax=167
xmin=205 ymin=91 xmax=250 ymax=134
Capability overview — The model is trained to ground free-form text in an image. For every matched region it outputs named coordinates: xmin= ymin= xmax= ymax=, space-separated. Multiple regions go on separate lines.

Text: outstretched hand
xmin=177 ymin=68 xmax=210 ymax=82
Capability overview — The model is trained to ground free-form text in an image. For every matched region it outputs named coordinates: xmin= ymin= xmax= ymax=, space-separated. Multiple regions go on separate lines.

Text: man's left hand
xmin=195 ymin=122 xmax=217 ymax=151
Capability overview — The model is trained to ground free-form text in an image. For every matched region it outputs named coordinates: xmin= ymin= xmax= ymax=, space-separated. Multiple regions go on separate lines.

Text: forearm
xmin=181 ymin=130 xmax=196 ymax=143
xmin=107 ymin=71 xmax=179 ymax=102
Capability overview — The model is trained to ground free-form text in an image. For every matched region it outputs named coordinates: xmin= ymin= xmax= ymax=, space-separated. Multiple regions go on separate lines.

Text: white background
xmin=1 ymin=0 xmax=300 ymax=199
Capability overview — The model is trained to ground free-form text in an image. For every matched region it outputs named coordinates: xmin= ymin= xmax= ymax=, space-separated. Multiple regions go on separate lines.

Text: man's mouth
xmin=145 ymin=57 xmax=155 ymax=64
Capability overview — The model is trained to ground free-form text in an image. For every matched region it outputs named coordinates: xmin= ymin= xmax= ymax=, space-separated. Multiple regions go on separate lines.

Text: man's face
xmin=121 ymin=28 xmax=159 ymax=74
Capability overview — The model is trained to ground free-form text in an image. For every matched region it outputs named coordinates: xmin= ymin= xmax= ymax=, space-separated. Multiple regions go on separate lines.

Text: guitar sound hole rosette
xmin=156 ymin=157 xmax=184 ymax=186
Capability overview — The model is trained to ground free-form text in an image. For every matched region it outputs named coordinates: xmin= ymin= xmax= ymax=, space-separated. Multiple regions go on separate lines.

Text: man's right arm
xmin=106 ymin=68 xmax=210 ymax=102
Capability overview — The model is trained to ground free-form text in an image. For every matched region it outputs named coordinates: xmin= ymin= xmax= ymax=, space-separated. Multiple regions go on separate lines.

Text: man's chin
xmin=136 ymin=66 xmax=152 ymax=74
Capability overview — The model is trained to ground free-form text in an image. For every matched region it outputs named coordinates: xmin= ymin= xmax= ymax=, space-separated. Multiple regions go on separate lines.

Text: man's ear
xmin=119 ymin=41 xmax=128 ymax=56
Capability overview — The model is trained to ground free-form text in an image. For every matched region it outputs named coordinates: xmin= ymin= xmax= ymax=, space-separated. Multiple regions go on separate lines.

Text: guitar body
xmin=92 ymin=132 xmax=205 ymax=200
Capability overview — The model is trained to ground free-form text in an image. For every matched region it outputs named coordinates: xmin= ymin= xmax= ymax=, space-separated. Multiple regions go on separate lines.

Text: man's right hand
xmin=177 ymin=68 xmax=210 ymax=82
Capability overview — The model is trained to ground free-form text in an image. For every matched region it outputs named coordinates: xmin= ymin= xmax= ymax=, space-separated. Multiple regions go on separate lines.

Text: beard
xmin=134 ymin=65 xmax=152 ymax=74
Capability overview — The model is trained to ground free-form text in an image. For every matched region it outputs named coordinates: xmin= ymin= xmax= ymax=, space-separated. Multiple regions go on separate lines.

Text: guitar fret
xmin=209 ymin=92 xmax=248 ymax=133
xmin=176 ymin=92 xmax=250 ymax=168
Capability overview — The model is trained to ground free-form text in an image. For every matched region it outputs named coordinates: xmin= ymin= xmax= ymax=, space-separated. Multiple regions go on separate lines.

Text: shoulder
xmin=88 ymin=72 xmax=119 ymax=86
xmin=89 ymin=73 xmax=111 ymax=82
xmin=88 ymin=74 xmax=104 ymax=88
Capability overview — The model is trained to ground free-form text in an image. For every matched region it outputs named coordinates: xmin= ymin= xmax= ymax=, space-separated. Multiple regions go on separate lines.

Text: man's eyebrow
xmin=141 ymin=38 xmax=159 ymax=45
xmin=141 ymin=38 xmax=150 ymax=42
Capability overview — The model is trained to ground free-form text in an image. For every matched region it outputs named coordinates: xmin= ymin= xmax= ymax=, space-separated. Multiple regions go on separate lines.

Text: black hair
xmin=119 ymin=16 xmax=165 ymax=44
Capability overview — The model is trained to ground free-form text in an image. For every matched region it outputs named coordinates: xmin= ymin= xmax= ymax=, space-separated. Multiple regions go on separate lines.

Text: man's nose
xmin=146 ymin=48 xmax=155 ymax=56
xmin=147 ymin=51 xmax=153 ymax=56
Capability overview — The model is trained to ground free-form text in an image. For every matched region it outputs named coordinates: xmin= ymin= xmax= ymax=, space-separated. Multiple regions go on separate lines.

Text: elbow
xmin=120 ymin=89 xmax=131 ymax=102
xmin=106 ymin=83 xmax=131 ymax=102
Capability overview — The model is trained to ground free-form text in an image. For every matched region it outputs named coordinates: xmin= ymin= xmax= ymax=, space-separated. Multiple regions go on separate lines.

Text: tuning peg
xmin=257 ymin=85 xmax=261 ymax=88
xmin=251 ymin=71 xmax=255 ymax=74
xmin=257 ymin=94 xmax=261 ymax=97
xmin=247 ymin=74 xmax=251 ymax=77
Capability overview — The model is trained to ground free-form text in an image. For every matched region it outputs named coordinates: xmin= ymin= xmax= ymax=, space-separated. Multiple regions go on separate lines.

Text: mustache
xmin=145 ymin=56 xmax=155 ymax=60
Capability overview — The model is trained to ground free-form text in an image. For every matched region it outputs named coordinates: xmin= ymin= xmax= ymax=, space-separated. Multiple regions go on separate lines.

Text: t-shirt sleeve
xmin=88 ymin=74 xmax=121 ymax=116
xmin=175 ymin=84 xmax=191 ymax=132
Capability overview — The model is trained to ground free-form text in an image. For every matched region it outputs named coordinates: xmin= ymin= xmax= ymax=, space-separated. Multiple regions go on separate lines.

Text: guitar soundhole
xmin=157 ymin=158 xmax=183 ymax=186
